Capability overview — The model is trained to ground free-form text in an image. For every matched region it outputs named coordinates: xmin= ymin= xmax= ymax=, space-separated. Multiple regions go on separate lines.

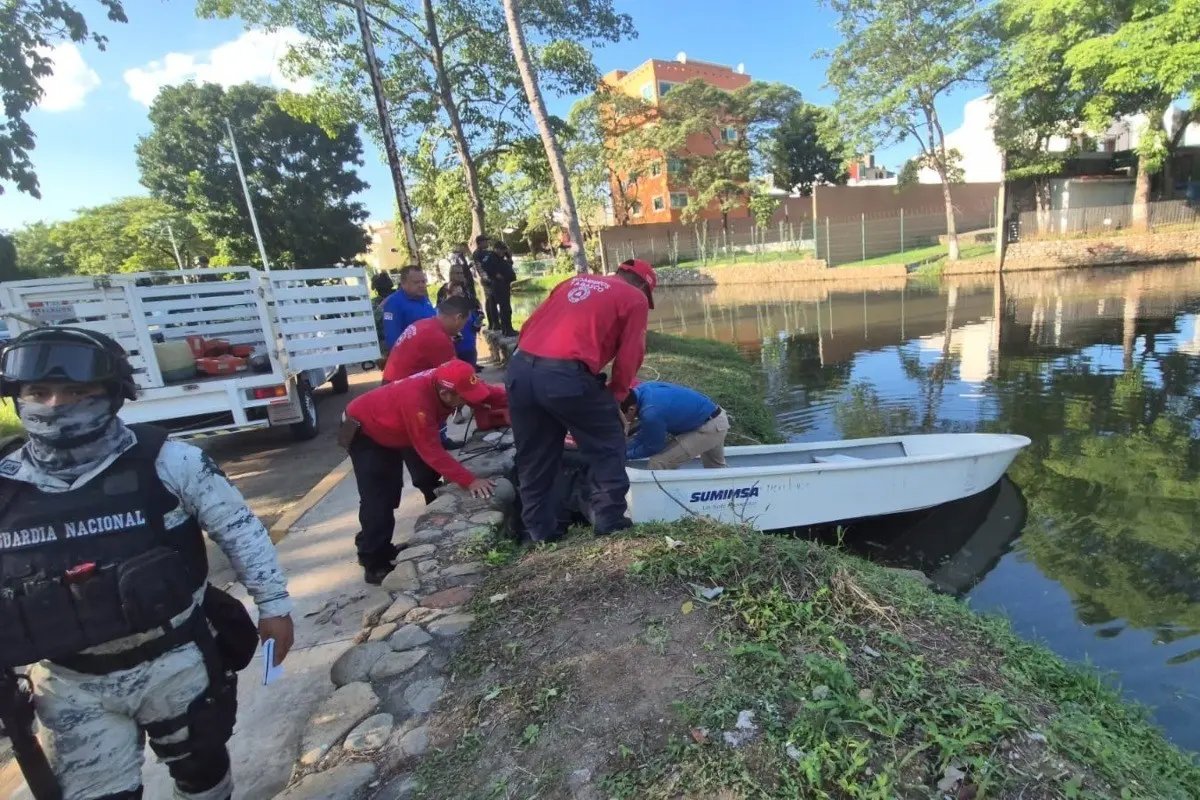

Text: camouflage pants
xmin=28 ymin=643 xmax=232 ymax=800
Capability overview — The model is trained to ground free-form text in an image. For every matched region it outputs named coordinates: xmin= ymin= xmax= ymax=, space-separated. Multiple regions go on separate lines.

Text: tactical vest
xmin=0 ymin=424 xmax=209 ymax=669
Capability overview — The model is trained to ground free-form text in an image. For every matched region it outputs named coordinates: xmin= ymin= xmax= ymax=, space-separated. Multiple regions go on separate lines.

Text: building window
xmin=658 ymin=81 xmax=677 ymax=97
xmin=667 ymin=156 xmax=685 ymax=174
xmin=670 ymin=193 xmax=689 ymax=209
xmin=624 ymin=171 xmax=639 ymax=190
xmin=649 ymin=161 xmax=661 ymax=177
xmin=641 ymin=84 xmax=653 ymax=101
xmin=652 ymin=196 xmax=665 ymax=212
xmin=721 ymin=127 xmax=738 ymax=143
xmin=629 ymin=201 xmax=642 ymax=218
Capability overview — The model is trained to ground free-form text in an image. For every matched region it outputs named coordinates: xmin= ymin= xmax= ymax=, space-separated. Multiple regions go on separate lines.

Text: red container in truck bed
xmin=196 ymin=355 xmax=248 ymax=376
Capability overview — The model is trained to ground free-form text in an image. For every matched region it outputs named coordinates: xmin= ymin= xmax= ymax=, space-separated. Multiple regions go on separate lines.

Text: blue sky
xmin=0 ymin=0 xmax=981 ymax=230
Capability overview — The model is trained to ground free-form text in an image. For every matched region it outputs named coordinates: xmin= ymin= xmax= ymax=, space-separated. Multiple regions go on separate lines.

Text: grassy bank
xmin=511 ymin=273 xmax=572 ymax=293
xmin=667 ymin=247 xmax=817 ymax=271
xmin=640 ymin=331 xmax=780 ymax=446
xmin=407 ymin=332 xmax=1199 ymax=800
xmin=835 ymin=241 xmax=994 ymax=268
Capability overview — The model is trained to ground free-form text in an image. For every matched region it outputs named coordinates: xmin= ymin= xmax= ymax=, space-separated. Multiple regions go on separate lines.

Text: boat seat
xmin=812 ymin=454 xmax=866 ymax=464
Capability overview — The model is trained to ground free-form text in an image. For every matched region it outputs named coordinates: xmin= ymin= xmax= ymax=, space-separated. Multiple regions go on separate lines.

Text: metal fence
xmin=603 ymin=204 xmax=999 ymax=270
xmin=1014 ymin=199 xmax=1200 ymax=240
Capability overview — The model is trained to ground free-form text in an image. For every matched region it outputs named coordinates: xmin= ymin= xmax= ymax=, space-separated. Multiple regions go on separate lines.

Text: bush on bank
xmin=411 ymin=333 xmax=1198 ymax=799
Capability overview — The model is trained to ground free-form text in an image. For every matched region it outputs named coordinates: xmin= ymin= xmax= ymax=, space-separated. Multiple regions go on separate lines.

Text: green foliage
xmin=608 ymin=520 xmax=1200 ymax=798
xmin=0 ymin=234 xmax=17 ymax=281
xmin=746 ymin=180 xmax=781 ymax=229
xmin=10 ymin=221 xmax=71 ymax=278
xmin=50 ymin=196 xmax=210 ymax=274
xmin=625 ymin=80 xmax=798 ymax=230
xmin=0 ymin=0 xmax=127 ymax=198
xmin=766 ymin=102 xmax=849 ymax=194
xmin=202 ymin=0 xmax=633 ymax=240
xmin=821 ymin=0 xmax=995 ymax=196
xmin=136 ymin=82 xmax=369 ymax=268
xmin=642 ymin=331 xmax=781 ymax=446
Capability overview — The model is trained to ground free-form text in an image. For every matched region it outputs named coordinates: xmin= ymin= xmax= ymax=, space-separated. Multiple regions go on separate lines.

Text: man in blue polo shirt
xmin=621 ymin=381 xmax=730 ymax=469
xmin=382 ymin=265 xmax=435 ymax=350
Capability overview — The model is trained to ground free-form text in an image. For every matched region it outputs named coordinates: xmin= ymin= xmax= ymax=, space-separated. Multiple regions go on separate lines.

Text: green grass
xmin=662 ymin=247 xmax=817 ymax=271
xmin=511 ymin=273 xmax=573 ymax=293
xmin=837 ymin=242 xmax=994 ymax=268
xmin=592 ymin=521 xmax=1200 ymax=799
xmin=641 ymin=331 xmax=782 ymax=446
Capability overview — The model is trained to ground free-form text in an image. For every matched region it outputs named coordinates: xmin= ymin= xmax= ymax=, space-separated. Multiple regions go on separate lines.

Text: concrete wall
xmin=1003 ymin=229 xmax=1200 ymax=271
xmin=811 ymin=182 xmax=1000 ymax=221
xmin=654 ymin=259 xmax=909 ymax=287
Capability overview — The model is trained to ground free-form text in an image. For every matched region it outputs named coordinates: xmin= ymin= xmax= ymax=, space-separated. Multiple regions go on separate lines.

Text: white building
xmin=917 ymin=95 xmax=1200 ymax=185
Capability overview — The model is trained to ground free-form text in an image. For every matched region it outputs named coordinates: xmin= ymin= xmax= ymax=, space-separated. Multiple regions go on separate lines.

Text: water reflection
xmin=648 ymin=262 xmax=1200 ymax=752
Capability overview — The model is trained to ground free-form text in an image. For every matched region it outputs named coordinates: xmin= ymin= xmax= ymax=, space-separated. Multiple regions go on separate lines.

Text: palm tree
xmin=500 ymin=0 xmax=589 ymax=274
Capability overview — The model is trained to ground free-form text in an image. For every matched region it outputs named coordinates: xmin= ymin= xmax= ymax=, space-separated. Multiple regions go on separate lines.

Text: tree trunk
xmin=940 ymin=174 xmax=960 ymax=260
xmin=1132 ymin=109 xmax=1167 ymax=231
xmin=501 ymin=0 xmax=588 ymax=274
xmin=1132 ymin=156 xmax=1152 ymax=231
xmin=926 ymin=106 xmax=959 ymax=259
xmin=994 ymin=150 xmax=1006 ymax=267
xmin=353 ymin=0 xmax=421 ymax=265
xmin=422 ymin=0 xmax=487 ymax=242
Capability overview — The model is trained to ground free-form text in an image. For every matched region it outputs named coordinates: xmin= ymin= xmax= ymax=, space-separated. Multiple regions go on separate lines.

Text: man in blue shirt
xmin=621 ymin=381 xmax=730 ymax=469
xmin=382 ymin=265 xmax=435 ymax=350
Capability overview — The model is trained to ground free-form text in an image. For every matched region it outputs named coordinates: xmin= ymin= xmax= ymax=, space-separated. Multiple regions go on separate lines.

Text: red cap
xmin=617 ymin=259 xmax=657 ymax=309
xmin=433 ymin=359 xmax=490 ymax=404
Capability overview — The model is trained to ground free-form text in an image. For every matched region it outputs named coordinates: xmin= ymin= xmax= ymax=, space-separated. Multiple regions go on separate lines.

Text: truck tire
xmin=330 ymin=365 xmax=350 ymax=394
xmin=290 ymin=380 xmax=319 ymax=441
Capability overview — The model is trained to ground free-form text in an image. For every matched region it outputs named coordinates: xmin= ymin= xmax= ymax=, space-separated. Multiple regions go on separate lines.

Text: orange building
xmin=601 ymin=56 xmax=752 ymax=225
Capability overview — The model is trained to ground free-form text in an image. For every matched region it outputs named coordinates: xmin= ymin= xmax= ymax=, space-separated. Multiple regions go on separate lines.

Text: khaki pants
xmin=647 ymin=410 xmax=730 ymax=470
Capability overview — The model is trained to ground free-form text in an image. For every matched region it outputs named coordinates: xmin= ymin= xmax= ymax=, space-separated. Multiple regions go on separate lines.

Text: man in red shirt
xmin=382 ymin=295 xmax=474 ymax=382
xmin=345 ymin=359 xmax=507 ymax=584
xmin=506 ymin=258 xmax=656 ymax=542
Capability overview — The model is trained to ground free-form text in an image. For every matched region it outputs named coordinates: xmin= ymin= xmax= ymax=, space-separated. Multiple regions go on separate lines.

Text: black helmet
xmin=371 ymin=272 xmax=395 ymax=296
xmin=0 ymin=327 xmax=139 ymax=410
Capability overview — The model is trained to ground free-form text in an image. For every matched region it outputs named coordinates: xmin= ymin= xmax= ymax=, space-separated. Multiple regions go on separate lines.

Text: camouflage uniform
xmin=1 ymin=438 xmax=291 ymax=800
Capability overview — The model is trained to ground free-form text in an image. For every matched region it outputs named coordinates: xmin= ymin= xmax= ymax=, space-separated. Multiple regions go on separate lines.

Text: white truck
xmin=0 ymin=266 xmax=381 ymax=442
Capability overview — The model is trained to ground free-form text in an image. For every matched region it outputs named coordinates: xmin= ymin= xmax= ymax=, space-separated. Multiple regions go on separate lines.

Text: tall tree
xmin=766 ymin=103 xmax=849 ymax=195
xmin=627 ymin=79 xmax=798 ymax=236
xmin=991 ymin=0 xmax=1087 ymax=229
xmin=10 ymin=221 xmax=70 ymax=277
xmin=1063 ymin=0 xmax=1200 ymax=226
xmin=821 ymin=0 xmax=996 ymax=260
xmin=501 ymin=0 xmax=586 ymax=273
xmin=200 ymin=0 xmax=633 ymax=243
xmin=0 ymin=0 xmax=127 ymax=198
xmin=572 ymin=87 xmax=657 ymax=225
xmin=136 ymin=82 xmax=369 ymax=268
xmin=51 ymin=196 xmax=210 ymax=273
xmin=0 ymin=233 xmax=18 ymax=281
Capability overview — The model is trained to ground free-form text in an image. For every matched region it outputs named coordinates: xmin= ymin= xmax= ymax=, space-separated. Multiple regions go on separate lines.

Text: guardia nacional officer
xmin=0 ymin=327 xmax=294 ymax=800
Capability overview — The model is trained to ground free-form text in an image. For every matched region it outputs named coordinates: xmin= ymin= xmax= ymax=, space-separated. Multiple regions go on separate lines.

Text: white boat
xmin=625 ymin=433 xmax=1031 ymax=529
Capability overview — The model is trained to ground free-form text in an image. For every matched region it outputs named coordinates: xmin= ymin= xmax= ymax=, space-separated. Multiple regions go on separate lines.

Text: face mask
xmin=18 ymin=395 xmax=132 ymax=480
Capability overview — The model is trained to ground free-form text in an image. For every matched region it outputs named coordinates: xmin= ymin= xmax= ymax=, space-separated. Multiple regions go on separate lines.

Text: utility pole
xmin=353 ymin=0 xmax=421 ymax=266
xmin=224 ymin=117 xmax=272 ymax=271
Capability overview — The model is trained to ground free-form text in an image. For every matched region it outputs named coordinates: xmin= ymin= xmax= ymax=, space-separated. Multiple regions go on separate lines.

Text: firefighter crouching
xmin=0 ymin=327 xmax=294 ymax=800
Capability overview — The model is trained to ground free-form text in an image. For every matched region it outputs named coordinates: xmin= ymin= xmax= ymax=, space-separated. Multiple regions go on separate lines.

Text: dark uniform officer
xmin=0 ymin=327 xmax=293 ymax=800
xmin=506 ymin=259 xmax=657 ymax=541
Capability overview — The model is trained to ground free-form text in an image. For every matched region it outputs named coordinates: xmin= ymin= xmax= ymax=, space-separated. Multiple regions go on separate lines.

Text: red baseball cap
xmin=434 ymin=359 xmax=490 ymax=404
xmin=617 ymin=259 xmax=657 ymax=309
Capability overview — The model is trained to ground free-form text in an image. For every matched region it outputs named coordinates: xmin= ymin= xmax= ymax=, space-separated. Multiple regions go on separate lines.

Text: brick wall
xmin=654 ymin=259 xmax=909 ymax=287
xmin=1003 ymin=229 xmax=1200 ymax=271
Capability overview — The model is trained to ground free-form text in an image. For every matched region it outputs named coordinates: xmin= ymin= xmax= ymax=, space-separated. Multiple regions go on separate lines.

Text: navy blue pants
xmin=506 ymin=353 xmax=630 ymax=541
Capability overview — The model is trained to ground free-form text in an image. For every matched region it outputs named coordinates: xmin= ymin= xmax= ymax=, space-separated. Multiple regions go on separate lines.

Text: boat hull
xmin=625 ymin=433 xmax=1031 ymax=529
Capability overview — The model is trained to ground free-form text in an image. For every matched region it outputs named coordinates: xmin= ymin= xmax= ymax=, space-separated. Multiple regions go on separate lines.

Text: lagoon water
xmin=646 ymin=262 xmax=1200 ymax=753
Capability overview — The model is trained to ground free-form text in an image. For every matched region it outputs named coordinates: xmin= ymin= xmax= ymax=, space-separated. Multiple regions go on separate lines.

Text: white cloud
xmin=123 ymin=28 xmax=314 ymax=107
xmin=37 ymin=43 xmax=102 ymax=112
